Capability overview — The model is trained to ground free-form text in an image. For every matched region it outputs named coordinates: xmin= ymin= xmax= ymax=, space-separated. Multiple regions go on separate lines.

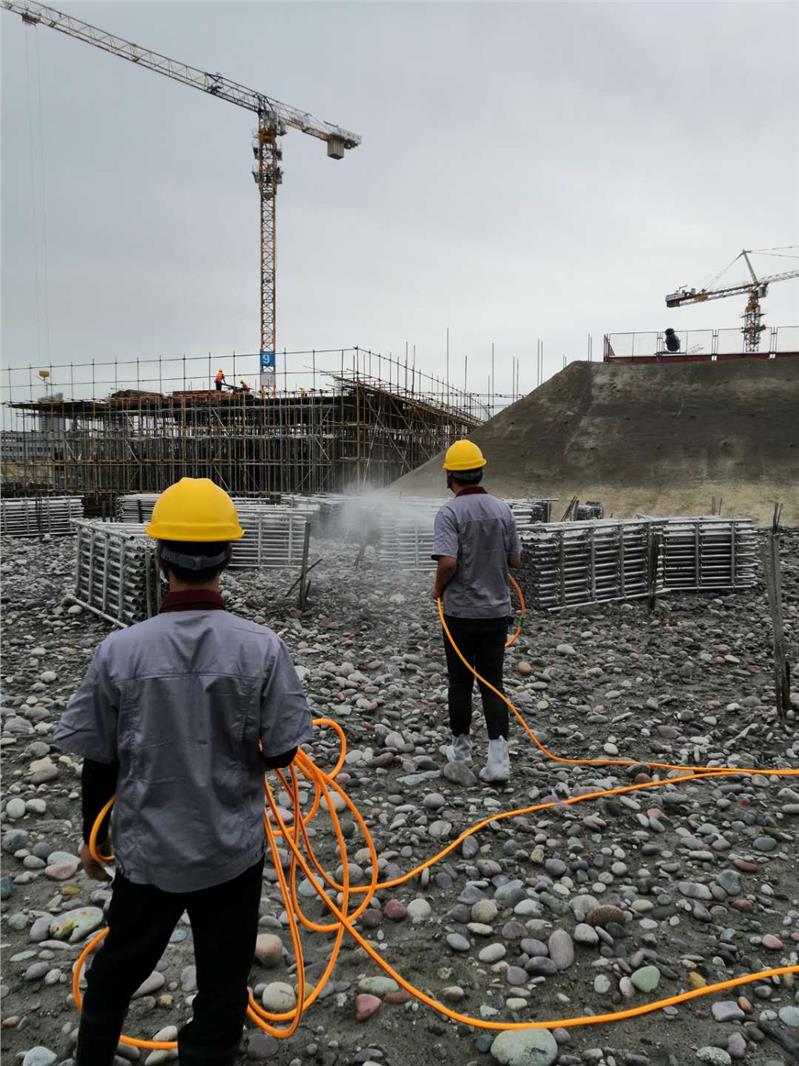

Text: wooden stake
xmin=762 ymin=503 xmax=791 ymax=728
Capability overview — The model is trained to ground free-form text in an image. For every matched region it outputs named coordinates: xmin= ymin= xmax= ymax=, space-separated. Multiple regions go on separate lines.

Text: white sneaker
xmin=480 ymin=737 xmax=510 ymax=783
xmin=444 ymin=733 xmax=473 ymax=764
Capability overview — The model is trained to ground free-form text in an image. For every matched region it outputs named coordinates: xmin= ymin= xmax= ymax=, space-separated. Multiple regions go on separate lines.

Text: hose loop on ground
xmin=78 ymin=586 xmax=797 ymax=1049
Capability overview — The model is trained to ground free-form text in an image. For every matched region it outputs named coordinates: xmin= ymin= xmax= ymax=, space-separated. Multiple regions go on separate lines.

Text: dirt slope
xmin=390 ymin=359 xmax=799 ymax=524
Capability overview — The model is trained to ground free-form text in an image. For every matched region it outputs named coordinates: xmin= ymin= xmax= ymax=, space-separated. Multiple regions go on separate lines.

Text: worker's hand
xmin=79 ymin=841 xmax=111 ymax=882
xmin=429 ymin=586 xmax=441 ymax=601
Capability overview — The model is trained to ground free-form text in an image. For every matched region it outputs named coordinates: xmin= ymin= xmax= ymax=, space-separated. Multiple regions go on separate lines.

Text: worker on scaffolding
xmin=214 ymin=368 xmax=226 ymax=391
xmin=52 ymin=478 xmax=314 ymax=1066
xmin=239 ymin=379 xmax=251 ymax=393
xmin=431 ymin=440 xmax=521 ymax=784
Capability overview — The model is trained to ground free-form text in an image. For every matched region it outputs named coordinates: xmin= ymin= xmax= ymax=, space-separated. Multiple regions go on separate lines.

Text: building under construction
xmin=2 ymin=352 xmax=483 ymax=502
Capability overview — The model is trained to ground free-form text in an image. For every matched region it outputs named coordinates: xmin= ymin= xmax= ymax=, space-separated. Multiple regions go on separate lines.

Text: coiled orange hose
xmin=75 ymin=586 xmax=797 ymax=1050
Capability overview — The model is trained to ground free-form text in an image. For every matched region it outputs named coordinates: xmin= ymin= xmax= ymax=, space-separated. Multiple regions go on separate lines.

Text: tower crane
xmin=665 ymin=248 xmax=799 ymax=353
xmin=2 ymin=0 xmax=360 ymax=381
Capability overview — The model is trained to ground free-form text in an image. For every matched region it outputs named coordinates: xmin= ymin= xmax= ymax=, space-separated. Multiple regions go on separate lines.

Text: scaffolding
xmin=1 ymin=348 xmax=483 ymax=501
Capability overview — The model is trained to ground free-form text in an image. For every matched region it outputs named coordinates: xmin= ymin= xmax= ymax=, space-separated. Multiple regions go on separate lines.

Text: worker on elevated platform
xmin=431 ymin=440 xmax=521 ymax=784
xmin=214 ymin=368 xmax=225 ymax=391
xmin=664 ymin=328 xmax=681 ymax=353
xmin=53 ymin=478 xmax=314 ymax=1066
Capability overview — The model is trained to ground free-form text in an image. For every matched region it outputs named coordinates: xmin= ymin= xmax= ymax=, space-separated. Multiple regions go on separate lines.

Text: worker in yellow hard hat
xmin=53 ymin=478 xmax=314 ymax=1066
xmin=431 ymin=440 xmax=521 ymax=784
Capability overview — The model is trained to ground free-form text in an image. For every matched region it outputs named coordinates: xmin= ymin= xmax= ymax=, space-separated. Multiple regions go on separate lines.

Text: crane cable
xmin=75 ymin=578 xmax=799 ymax=1050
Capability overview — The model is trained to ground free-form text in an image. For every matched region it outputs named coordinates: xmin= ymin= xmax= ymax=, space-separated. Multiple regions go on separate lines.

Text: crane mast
xmin=665 ymin=249 xmax=799 ymax=353
xmin=2 ymin=0 xmax=361 ymax=375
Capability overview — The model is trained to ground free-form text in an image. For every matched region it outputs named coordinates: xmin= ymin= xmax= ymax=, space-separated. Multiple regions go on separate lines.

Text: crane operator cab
xmin=664 ymin=328 xmax=681 ymax=353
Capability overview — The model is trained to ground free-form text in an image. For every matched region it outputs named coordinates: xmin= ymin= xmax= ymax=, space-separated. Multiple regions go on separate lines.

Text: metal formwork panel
xmin=521 ymin=516 xmax=757 ymax=611
xmin=1 ymin=496 xmax=83 ymax=537
xmin=72 ymin=510 xmax=313 ymax=625
xmin=230 ymin=511 xmax=311 ymax=571
xmin=376 ymin=521 xmax=436 ymax=571
xmin=373 ymin=496 xmax=560 ymax=572
xmin=116 ymin=493 xmax=319 ymax=525
xmin=116 ymin=494 xmax=314 ymax=574
xmin=522 ymin=519 xmax=656 ymax=610
xmin=375 ymin=499 xmax=440 ymax=571
xmin=71 ymin=520 xmax=161 ymax=627
xmin=660 ymin=518 xmax=756 ymax=590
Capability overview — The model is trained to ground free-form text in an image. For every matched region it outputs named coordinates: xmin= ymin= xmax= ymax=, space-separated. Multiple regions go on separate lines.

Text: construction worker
xmin=431 ymin=440 xmax=521 ymax=784
xmin=214 ymin=368 xmax=225 ymax=391
xmin=240 ymin=379 xmax=251 ymax=393
xmin=664 ymin=328 xmax=681 ymax=353
xmin=53 ymin=478 xmax=314 ymax=1066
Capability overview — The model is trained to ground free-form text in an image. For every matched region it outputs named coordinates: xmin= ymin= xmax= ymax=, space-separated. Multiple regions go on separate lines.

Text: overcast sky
xmin=2 ymin=0 xmax=798 ymax=399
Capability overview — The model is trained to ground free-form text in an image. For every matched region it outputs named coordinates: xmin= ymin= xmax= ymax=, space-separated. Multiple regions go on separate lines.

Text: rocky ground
xmin=1 ymin=530 xmax=798 ymax=1066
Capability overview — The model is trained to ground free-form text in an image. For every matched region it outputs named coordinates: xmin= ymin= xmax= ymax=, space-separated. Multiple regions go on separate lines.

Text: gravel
xmin=1 ymin=528 xmax=798 ymax=1066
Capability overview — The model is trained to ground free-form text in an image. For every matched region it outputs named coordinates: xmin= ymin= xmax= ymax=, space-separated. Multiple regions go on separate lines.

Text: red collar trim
xmin=455 ymin=487 xmax=487 ymax=497
xmin=159 ymin=590 xmax=227 ymax=613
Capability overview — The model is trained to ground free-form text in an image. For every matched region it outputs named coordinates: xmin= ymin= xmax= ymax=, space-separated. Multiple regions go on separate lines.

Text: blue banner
xmin=259 ymin=349 xmax=276 ymax=370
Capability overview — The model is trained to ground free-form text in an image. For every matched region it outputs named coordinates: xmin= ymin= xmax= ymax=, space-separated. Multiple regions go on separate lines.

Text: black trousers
xmin=443 ymin=615 xmax=509 ymax=740
xmin=76 ymin=858 xmax=264 ymax=1066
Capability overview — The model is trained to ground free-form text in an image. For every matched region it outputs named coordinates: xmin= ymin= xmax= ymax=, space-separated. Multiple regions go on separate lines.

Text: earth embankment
xmin=391 ymin=359 xmax=799 ymax=524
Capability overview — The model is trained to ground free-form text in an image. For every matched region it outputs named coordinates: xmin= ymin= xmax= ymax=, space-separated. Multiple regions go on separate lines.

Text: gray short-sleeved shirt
xmin=431 ymin=489 xmax=521 ymax=618
xmin=53 ymin=610 xmax=314 ymax=892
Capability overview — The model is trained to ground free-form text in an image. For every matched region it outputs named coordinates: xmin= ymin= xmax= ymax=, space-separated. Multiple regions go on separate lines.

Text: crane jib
xmin=2 ymin=0 xmax=361 ymax=356
xmin=2 ymin=0 xmax=361 ymax=148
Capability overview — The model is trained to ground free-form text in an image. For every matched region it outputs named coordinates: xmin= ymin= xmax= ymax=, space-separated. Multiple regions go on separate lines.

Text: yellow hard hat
xmin=443 ymin=439 xmax=487 ymax=472
xmin=145 ymin=478 xmax=244 ymax=542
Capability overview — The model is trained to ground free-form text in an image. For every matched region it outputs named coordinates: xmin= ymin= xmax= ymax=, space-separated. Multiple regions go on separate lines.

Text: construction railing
xmin=603 ymin=325 xmax=799 ymax=363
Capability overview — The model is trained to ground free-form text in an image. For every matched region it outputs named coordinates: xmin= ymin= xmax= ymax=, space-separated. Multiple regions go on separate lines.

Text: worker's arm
xmin=431 ymin=506 xmax=459 ymax=600
xmin=432 ymin=556 xmax=458 ymax=599
xmin=53 ymin=642 xmax=121 ymax=882
xmin=81 ymin=759 xmax=118 ymax=846
xmin=508 ymin=555 xmax=521 ymax=569
xmin=261 ymin=746 xmax=298 ymax=771
xmin=260 ymin=640 xmax=315 ymax=763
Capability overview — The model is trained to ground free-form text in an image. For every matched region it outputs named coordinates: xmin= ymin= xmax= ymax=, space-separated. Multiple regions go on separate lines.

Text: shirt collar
xmin=454 ymin=487 xmax=487 ymax=497
xmin=159 ymin=590 xmax=227 ymax=613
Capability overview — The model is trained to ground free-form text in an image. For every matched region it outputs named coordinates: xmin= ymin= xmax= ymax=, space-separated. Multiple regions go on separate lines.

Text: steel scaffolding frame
xmin=520 ymin=517 xmax=756 ymax=611
xmin=2 ymin=358 xmax=481 ymax=501
xmin=0 ymin=495 xmax=83 ymax=536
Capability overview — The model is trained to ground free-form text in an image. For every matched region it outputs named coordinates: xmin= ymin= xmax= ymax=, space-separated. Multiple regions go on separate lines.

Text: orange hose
xmin=505 ymin=574 xmax=526 ymax=647
xmin=77 ymin=587 xmax=797 ymax=1048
